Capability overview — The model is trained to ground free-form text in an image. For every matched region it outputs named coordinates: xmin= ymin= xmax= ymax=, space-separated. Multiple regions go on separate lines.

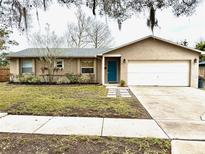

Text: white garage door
xmin=128 ymin=61 xmax=190 ymax=86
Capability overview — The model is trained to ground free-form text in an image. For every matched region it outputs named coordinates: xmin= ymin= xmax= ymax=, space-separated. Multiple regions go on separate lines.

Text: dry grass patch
xmin=0 ymin=134 xmax=171 ymax=154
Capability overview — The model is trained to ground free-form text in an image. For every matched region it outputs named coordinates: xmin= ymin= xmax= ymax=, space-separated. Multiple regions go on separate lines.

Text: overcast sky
xmin=10 ymin=1 xmax=205 ymax=52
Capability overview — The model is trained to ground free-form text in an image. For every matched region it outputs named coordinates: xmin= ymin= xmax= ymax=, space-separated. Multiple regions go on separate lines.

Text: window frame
xmin=80 ymin=60 xmax=94 ymax=74
xmin=21 ymin=59 xmax=33 ymax=74
xmin=55 ymin=59 xmax=64 ymax=69
xmin=81 ymin=67 xmax=94 ymax=74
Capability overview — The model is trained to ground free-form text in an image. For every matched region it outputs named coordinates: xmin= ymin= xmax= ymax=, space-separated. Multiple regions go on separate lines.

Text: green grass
xmin=0 ymin=83 xmax=150 ymax=118
xmin=0 ymin=134 xmax=171 ymax=154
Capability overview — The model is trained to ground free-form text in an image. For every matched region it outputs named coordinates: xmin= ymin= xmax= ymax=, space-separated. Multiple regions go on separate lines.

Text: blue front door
xmin=108 ymin=61 xmax=117 ymax=82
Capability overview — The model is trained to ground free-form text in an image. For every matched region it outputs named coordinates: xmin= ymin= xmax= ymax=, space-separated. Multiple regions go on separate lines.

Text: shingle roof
xmin=7 ymin=48 xmax=110 ymax=58
xmin=7 ymin=35 xmax=202 ymax=58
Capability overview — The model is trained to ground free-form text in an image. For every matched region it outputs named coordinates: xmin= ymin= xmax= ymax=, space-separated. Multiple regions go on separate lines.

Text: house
xmin=7 ymin=35 xmax=201 ymax=87
xmin=199 ymin=61 xmax=205 ymax=78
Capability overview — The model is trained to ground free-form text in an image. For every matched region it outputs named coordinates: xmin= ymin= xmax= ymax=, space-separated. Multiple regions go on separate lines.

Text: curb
xmin=0 ymin=112 xmax=8 ymax=118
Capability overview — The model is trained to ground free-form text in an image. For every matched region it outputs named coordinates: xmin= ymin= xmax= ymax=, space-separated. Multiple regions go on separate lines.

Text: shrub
xmin=30 ymin=76 xmax=41 ymax=83
xmin=16 ymin=74 xmax=41 ymax=83
xmin=79 ymin=74 xmax=90 ymax=83
xmin=65 ymin=73 xmax=95 ymax=84
xmin=120 ymin=80 xmax=126 ymax=87
xmin=56 ymin=77 xmax=70 ymax=84
xmin=88 ymin=74 xmax=95 ymax=83
xmin=65 ymin=73 xmax=80 ymax=83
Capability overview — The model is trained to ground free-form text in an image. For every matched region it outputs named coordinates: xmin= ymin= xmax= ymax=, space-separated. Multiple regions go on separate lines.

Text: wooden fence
xmin=0 ymin=68 xmax=10 ymax=82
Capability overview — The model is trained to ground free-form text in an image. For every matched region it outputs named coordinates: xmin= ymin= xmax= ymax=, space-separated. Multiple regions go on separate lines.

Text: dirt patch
xmin=0 ymin=133 xmax=171 ymax=154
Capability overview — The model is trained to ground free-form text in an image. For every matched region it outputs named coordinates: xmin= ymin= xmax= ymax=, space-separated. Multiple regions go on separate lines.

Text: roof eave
xmin=152 ymin=36 xmax=202 ymax=54
xmin=201 ymin=51 xmax=205 ymax=55
xmin=7 ymin=56 xmax=98 ymax=58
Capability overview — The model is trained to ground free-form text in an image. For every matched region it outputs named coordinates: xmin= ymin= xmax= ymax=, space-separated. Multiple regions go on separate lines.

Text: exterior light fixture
xmin=194 ymin=58 xmax=197 ymax=63
xmin=123 ymin=59 xmax=126 ymax=63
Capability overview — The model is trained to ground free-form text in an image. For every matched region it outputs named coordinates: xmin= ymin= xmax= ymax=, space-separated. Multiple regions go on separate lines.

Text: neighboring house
xmin=7 ymin=35 xmax=201 ymax=87
xmin=199 ymin=61 xmax=205 ymax=78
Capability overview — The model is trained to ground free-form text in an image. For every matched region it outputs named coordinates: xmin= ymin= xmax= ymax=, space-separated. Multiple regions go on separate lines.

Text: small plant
xmin=120 ymin=80 xmax=126 ymax=87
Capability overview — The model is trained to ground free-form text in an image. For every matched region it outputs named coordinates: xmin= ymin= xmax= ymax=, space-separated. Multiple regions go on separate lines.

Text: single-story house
xmin=7 ymin=35 xmax=202 ymax=87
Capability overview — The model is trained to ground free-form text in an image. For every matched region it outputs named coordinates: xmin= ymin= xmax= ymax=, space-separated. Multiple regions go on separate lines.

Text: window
xmin=81 ymin=68 xmax=94 ymax=73
xmin=80 ymin=60 xmax=94 ymax=74
xmin=21 ymin=59 xmax=33 ymax=73
xmin=55 ymin=59 xmax=64 ymax=69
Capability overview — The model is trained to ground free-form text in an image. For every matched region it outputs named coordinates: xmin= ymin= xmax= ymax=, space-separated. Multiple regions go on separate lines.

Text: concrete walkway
xmin=106 ymin=86 xmax=131 ymax=98
xmin=0 ymin=114 xmax=167 ymax=138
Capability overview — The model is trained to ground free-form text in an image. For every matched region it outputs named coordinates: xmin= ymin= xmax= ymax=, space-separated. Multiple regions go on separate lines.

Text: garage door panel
xmin=128 ymin=61 xmax=189 ymax=73
xmin=128 ymin=61 xmax=190 ymax=86
xmin=128 ymin=73 xmax=158 ymax=85
xmin=158 ymin=73 xmax=189 ymax=86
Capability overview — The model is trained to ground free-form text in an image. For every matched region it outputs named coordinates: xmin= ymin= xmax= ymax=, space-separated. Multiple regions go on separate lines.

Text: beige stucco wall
xmin=103 ymin=38 xmax=200 ymax=88
xmin=96 ymin=57 xmax=102 ymax=84
xmin=35 ymin=58 xmax=78 ymax=75
xmin=9 ymin=57 xmax=101 ymax=83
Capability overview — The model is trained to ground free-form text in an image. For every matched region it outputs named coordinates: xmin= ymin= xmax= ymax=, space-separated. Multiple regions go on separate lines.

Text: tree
xmin=0 ymin=52 xmax=9 ymax=66
xmin=177 ymin=39 xmax=188 ymax=46
xmin=0 ymin=27 xmax=18 ymax=50
xmin=65 ymin=9 xmax=113 ymax=48
xmin=29 ymin=24 xmax=65 ymax=82
xmin=65 ymin=9 xmax=91 ymax=48
xmin=0 ymin=0 xmax=200 ymax=33
xmin=196 ymin=40 xmax=205 ymax=61
xmin=196 ymin=41 xmax=205 ymax=51
xmin=88 ymin=0 xmax=199 ymax=32
xmin=0 ymin=26 xmax=18 ymax=67
xmin=87 ymin=19 xmax=113 ymax=48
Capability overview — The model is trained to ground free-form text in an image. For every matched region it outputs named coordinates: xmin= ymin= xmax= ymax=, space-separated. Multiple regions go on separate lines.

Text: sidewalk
xmin=0 ymin=114 xmax=167 ymax=139
xmin=2 ymin=114 xmax=205 ymax=154
xmin=171 ymin=140 xmax=205 ymax=154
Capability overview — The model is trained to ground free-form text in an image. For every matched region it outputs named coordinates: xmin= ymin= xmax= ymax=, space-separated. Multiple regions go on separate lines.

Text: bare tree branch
xmin=65 ymin=9 xmax=113 ymax=48
xmin=29 ymin=23 xmax=65 ymax=82
xmin=92 ymin=0 xmax=96 ymax=15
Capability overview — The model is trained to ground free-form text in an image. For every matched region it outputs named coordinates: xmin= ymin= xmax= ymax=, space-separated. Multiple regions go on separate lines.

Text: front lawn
xmin=0 ymin=134 xmax=171 ymax=154
xmin=0 ymin=83 xmax=150 ymax=118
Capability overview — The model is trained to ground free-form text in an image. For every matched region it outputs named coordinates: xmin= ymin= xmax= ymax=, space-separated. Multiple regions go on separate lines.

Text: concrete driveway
xmin=130 ymin=86 xmax=205 ymax=140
